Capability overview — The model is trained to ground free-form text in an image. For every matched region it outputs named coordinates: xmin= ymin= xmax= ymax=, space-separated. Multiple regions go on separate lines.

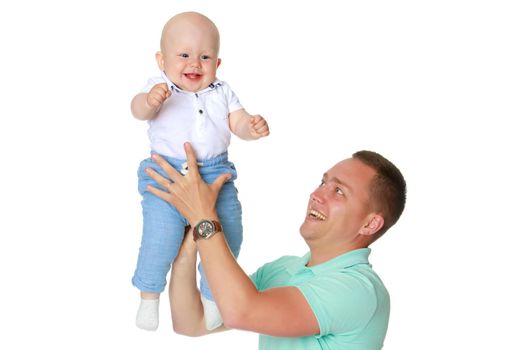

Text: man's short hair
xmin=352 ymin=150 xmax=407 ymax=236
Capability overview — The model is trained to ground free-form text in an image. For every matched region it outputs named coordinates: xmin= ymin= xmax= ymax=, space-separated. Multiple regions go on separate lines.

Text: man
xmin=146 ymin=142 xmax=406 ymax=349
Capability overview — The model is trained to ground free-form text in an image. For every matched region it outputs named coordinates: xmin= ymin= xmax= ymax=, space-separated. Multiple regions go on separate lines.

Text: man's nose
xmin=310 ymin=188 xmax=324 ymax=204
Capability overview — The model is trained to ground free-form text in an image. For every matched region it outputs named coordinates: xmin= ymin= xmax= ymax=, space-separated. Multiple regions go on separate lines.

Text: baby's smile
xmin=184 ymin=73 xmax=202 ymax=80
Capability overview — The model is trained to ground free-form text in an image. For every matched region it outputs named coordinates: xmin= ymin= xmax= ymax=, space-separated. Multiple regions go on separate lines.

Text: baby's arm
xmin=229 ymin=109 xmax=270 ymax=140
xmin=131 ymin=83 xmax=172 ymax=120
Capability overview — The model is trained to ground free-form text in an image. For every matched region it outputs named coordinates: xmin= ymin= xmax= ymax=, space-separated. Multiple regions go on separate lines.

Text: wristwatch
xmin=193 ymin=219 xmax=223 ymax=241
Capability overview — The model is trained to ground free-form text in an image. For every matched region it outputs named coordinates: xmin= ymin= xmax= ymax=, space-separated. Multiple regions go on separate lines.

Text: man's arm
xmin=146 ymin=144 xmax=319 ymax=337
xmin=168 ymin=229 xmax=227 ymax=336
xmin=197 ymin=230 xmax=319 ymax=337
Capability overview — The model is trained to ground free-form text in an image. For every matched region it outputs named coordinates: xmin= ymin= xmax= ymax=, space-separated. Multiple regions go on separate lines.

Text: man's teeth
xmin=309 ymin=209 xmax=327 ymax=221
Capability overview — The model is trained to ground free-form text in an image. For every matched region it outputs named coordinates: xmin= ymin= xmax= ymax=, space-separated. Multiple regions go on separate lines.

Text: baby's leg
xmin=198 ymin=181 xmax=243 ymax=330
xmin=133 ymin=191 xmax=186 ymax=330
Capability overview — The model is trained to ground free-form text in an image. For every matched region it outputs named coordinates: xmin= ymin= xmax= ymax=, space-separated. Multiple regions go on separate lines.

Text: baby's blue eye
xmin=201 ymin=55 xmax=210 ymax=60
xmin=179 ymin=53 xmax=189 ymax=58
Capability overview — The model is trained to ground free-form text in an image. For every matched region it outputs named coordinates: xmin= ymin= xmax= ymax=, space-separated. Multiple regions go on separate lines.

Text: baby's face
xmin=158 ymin=20 xmax=221 ymax=92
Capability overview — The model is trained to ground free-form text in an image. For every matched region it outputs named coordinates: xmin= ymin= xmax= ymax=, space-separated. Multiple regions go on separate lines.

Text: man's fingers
xmin=212 ymin=173 xmax=232 ymax=193
xmin=183 ymin=143 xmax=200 ymax=175
xmin=145 ymin=167 xmax=174 ymax=190
xmin=146 ymin=184 xmax=172 ymax=202
xmin=151 ymin=154 xmax=183 ymax=183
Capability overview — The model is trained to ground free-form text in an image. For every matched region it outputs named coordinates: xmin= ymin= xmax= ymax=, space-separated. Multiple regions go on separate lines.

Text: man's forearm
xmin=197 ymin=230 xmax=259 ymax=329
xmin=169 ymin=240 xmax=208 ymax=336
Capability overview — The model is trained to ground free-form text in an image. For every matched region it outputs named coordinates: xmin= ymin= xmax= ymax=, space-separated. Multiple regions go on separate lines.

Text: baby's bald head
xmin=160 ymin=12 xmax=220 ymax=54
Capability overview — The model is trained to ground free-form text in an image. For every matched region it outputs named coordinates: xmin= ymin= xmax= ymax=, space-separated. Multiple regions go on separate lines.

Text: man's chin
xmin=299 ymin=223 xmax=315 ymax=239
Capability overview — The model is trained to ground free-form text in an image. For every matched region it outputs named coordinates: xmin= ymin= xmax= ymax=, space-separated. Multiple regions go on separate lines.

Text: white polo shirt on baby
xmin=142 ymin=72 xmax=244 ymax=160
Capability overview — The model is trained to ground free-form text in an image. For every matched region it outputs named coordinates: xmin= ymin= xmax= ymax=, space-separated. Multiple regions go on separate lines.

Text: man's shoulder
xmin=260 ymin=254 xmax=303 ymax=271
xmin=251 ymin=254 xmax=305 ymax=286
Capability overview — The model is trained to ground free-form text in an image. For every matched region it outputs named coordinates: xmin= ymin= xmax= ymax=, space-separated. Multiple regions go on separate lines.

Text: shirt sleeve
xmin=249 ymin=262 xmax=268 ymax=290
xmin=249 ymin=256 xmax=295 ymax=291
xmin=141 ymin=76 xmax=164 ymax=93
xmin=249 ymin=271 xmax=258 ymax=286
xmin=220 ymin=82 xmax=243 ymax=113
xmin=296 ymin=271 xmax=378 ymax=336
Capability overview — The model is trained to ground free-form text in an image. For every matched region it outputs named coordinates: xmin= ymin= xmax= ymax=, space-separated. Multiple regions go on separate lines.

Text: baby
xmin=131 ymin=12 xmax=269 ymax=331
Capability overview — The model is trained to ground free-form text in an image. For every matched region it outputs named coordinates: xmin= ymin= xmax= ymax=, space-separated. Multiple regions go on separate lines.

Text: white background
xmin=1 ymin=0 xmax=524 ymax=348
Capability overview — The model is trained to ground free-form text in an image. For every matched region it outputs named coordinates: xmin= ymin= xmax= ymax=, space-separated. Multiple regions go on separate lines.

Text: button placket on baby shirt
xmin=193 ymin=92 xmax=207 ymax=134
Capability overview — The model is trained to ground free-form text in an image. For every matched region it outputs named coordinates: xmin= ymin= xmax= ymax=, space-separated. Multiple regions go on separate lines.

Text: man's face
xmin=157 ymin=23 xmax=221 ymax=92
xmin=300 ymin=158 xmax=376 ymax=244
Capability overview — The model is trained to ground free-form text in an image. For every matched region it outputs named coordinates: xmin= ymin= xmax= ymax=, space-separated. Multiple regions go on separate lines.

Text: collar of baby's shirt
xmin=160 ymin=71 xmax=223 ymax=95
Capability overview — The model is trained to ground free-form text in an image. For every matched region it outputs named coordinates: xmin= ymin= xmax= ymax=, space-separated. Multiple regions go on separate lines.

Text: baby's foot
xmin=201 ymin=295 xmax=223 ymax=330
xmin=136 ymin=298 xmax=159 ymax=331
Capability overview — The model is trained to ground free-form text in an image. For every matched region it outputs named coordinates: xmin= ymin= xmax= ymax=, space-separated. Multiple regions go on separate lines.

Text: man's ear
xmin=359 ymin=214 xmax=384 ymax=236
xmin=217 ymin=58 xmax=222 ymax=68
xmin=156 ymin=51 xmax=165 ymax=70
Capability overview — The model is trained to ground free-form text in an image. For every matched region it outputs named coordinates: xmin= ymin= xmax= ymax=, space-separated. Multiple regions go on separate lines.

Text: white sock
xmin=201 ymin=295 xmax=223 ymax=330
xmin=136 ymin=298 xmax=159 ymax=331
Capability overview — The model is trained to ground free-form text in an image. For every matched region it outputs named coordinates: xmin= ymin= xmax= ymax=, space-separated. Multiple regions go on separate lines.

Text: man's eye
xmin=336 ymin=187 xmax=344 ymax=195
xmin=179 ymin=53 xmax=189 ymax=58
xmin=319 ymin=180 xmax=326 ymax=187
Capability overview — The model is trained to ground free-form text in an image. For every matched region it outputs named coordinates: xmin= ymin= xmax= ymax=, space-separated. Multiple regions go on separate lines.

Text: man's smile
xmin=308 ymin=208 xmax=327 ymax=221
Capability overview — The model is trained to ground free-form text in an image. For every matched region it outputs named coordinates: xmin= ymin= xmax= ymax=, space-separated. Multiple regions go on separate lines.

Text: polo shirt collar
xmin=286 ymin=248 xmax=371 ymax=275
xmin=161 ymin=71 xmax=222 ymax=95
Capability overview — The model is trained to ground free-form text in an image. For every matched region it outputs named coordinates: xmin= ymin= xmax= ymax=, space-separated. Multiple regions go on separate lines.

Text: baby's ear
xmin=155 ymin=51 xmax=165 ymax=70
xmin=216 ymin=58 xmax=222 ymax=68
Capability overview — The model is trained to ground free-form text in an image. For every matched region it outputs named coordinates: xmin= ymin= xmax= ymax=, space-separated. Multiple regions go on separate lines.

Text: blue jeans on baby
xmin=132 ymin=152 xmax=243 ymax=300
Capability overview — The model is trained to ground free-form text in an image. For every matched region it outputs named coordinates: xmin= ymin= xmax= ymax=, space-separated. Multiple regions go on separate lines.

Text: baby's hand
xmin=249 ymin=115 xmax=270 ymax=139
xmin=147 ymin=83 xmax=171 ymax=110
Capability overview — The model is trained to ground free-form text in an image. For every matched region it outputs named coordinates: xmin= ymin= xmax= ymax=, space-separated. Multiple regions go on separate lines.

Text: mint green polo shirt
xmin=250 ymin=248 xmax=390 ymax=350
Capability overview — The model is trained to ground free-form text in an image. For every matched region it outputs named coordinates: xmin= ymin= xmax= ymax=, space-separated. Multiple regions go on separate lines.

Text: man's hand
xmin=248 ymin=115 xmax=270 ymax=139
xmin=146 ymin=83 xmax=172 ymax=110
xmin=145 ymin=143 xmax=231 ymax=226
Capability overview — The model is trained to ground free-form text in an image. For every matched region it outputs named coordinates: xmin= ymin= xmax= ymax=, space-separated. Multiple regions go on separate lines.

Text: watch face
xmin=198 ymin=220 xmax=215 ymax=239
